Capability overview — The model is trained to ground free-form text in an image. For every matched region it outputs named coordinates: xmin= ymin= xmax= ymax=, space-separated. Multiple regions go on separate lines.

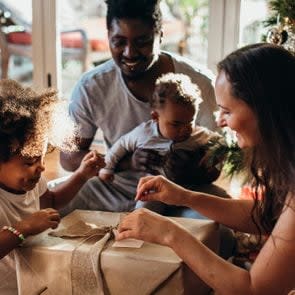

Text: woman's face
xmin=215 ymin=71 xmax=260 ymax=148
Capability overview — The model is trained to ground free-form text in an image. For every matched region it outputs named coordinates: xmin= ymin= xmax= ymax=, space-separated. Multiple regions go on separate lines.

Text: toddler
xmin=99 ymin=73 xmax=223 ymax=211
xmin=0 ymin=79 xmax=105 ymax=294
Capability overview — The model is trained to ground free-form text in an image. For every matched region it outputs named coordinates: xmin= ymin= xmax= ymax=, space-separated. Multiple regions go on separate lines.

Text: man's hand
xmin=163 ymin=149 xmax=203 ymax=185
xmin=163 ymin=147 xmax=221 ymax=186
xmin=130 ymin=148 xmax=163 ymax=175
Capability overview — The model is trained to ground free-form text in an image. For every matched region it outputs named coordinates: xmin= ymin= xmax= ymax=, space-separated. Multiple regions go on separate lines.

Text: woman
xmin=116 ymin=43 xmax=295 ymax=295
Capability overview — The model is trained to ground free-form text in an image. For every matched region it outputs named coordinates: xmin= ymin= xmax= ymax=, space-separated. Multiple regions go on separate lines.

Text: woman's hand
xmin=116 ymin=208 xmax=183 ymax=246
xmin=16 ymin=208 xmax=61 ymax=237
xmin=76 ymin=150 xmax=105 ymax=180
xmin=135 ymin=175 xmax=187 ymax=206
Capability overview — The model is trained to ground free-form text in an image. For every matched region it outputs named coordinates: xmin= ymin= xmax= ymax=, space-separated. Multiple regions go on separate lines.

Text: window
xmin=0 ymin=0 xmax=33 ymax=85
xmin=1 ymin=0 xmax=270 ymax=92
xmin=239 ymin=0 xmax=269 ymax=47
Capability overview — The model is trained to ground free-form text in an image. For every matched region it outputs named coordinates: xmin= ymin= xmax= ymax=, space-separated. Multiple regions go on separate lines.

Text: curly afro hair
xmin=0 ymin=79 xmax=78 ymax=162
xmin=150 ymin=73 xmax=202 ymax=112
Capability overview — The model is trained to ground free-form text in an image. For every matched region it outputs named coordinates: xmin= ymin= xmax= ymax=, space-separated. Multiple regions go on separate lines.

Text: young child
xmin=99 ymin=73 xmax=223 ymax=200
xmin=0 ymin=79 xmax=105 ymax=294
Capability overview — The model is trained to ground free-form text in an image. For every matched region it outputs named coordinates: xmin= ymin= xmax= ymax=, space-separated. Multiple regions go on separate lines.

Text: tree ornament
xmin=282 ymin=18 xmax=295 ymax=54
xmin=266 ymin=27 xmax=283 ymax=45
xmin=263 ymin=0 xmax=295 ymax=54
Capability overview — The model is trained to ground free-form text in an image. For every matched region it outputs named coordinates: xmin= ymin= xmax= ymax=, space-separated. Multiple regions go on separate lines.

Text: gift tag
xmin=112 ymin=229 xmax=144 ymax=248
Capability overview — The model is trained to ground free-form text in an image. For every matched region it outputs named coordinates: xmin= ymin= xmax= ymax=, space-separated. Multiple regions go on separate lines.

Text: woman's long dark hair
xmin=218 ymin=43 xmax=295 ymax=233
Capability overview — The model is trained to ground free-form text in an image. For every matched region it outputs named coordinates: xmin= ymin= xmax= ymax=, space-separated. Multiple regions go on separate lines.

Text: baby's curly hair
xmin=150 ymin=73 xmax=202 ymax=112
xmin=0 ymin=79 xmax=77 ymax=162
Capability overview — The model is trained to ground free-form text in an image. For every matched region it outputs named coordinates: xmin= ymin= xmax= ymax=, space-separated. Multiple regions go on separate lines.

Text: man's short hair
xmin=105 ymin=0 xmax=162 ymax=33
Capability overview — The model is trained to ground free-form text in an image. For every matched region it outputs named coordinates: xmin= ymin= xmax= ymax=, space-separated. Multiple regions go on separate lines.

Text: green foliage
xmin=264 ymin=0 xmax=295 ymax=27
xmin=165 ymin=0 xmax=207 ymax=25
xmin=269 ymin=0 xmax=295 ymax=19
xmin=164 ymin=0 xmax=209 ymax=51
xmin=205 ymin=136 xmax=245 ymax=179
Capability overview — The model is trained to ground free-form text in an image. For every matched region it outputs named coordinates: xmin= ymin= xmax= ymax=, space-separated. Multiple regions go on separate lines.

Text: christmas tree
xmin=264 ymin=0 xmax=295 ymax=27
xmin=204 ymin=130 xmax=246 ymax=180
xmin=264 ymin=0 xmax=295 ymax=54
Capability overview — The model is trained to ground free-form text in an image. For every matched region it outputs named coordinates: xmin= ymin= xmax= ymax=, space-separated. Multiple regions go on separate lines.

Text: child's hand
xmin=76 ymin=150 xmax=105 ymax=180
xmin=99 ymin=171 xmax=114 ymax=182
xmin=16 ymin=208 xmax=60 ymax=237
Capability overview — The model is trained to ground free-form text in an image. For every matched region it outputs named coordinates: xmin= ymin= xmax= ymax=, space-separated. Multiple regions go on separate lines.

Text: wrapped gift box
xmin=15 ymin=210 xmax=220 ymax=295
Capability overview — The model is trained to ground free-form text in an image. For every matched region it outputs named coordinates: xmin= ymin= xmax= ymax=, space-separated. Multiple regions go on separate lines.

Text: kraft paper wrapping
xmin=15 ymin=210 xmax=220 ymax=295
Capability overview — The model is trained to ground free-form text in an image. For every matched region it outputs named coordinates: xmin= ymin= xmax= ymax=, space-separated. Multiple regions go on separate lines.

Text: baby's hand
xmin=77 ymin=150 xmax=106 ymax=180
xmin=99 ymin=171 xmax=114 ymax=182
xmin=16 ymin=208 xmax=60 ymax=237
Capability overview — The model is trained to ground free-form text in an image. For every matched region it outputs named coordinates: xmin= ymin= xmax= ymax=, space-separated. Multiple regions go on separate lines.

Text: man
xmin=59 ymin=0 xmax=220 ymax=216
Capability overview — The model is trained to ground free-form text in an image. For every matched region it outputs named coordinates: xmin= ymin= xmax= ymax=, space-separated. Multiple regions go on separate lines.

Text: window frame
xmin=32 ymin=0 xmax=61 ymax=90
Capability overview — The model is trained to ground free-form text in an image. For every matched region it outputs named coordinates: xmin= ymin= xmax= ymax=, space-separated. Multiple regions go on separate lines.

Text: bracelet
xmin=2 ymin=225 xmax=25 ymax=242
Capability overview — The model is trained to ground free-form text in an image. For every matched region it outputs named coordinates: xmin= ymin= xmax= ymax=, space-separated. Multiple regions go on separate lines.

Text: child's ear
xmin=151 ymin=110 xmax=159 ymax=121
